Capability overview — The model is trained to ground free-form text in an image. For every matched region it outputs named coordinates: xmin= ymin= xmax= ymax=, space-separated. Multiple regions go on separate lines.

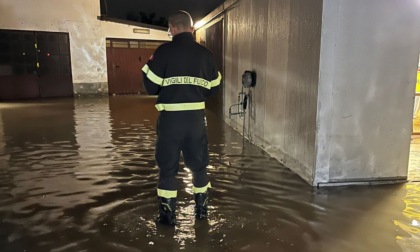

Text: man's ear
xmin=170 ymin=25 xmax=179 ymax=36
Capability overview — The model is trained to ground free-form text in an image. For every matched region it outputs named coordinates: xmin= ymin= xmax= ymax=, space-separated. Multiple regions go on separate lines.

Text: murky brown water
xmin=0 ymin=96 xmax=419 ymax=252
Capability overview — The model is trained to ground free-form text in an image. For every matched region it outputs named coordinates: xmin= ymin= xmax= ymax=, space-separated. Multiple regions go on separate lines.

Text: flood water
xmin=0 ymin=96 xmax=419 ymax=252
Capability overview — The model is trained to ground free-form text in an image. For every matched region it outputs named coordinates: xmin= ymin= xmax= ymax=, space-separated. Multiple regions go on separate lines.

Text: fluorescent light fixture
xmin=133 ymin=28 xmax=150 ymax=34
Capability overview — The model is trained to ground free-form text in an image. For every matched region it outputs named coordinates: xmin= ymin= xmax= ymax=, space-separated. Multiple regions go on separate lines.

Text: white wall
xmin=0 ymin=0 xmax=170 ymax=94
xmin=315 ymin=0 xmax=420 ymax=185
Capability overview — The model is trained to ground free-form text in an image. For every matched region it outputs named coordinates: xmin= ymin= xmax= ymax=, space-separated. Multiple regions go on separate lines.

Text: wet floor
xmin=409 ymin=112 xmax=420 ymax=181
xmin=0 ymin=96 xmax=419 ymax=252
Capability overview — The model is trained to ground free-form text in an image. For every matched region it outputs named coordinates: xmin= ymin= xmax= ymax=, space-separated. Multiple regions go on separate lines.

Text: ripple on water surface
xmin=0 ymin=97 xmax=419 ymax=251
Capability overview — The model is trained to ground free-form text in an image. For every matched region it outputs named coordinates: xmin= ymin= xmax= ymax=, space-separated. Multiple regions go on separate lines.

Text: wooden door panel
xmin=106 ymin=47 xmax=118 ymax=94
xmin=106 ymin=40 xmax=163 ymax=95
xmin=139 ymin=49 xmax=155 ymax=94
xmin=205 ymin=20 xmax=224 ymax=113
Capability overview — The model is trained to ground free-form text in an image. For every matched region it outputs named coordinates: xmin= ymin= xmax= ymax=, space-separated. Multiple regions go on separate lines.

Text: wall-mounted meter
xmin=230 ymin=70 xmax=256 ymax=119
xmin=242 ymin=70 xmax=257 ymax=88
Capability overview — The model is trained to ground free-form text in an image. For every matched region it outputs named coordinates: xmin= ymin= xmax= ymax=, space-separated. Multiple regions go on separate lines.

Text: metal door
xmin=36 ymin=32 xmax=73 ymax=98
xmin=0 ymin=30 xmax=73 ymax=100
xmin=0 ymin=30 xmax=39 ymax=100
xmin=106 ymin=39 xmax=163 ymax=95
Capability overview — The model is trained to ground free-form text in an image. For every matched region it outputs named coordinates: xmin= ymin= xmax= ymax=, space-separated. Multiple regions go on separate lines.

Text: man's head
xmin=168 ymin=10 xmax=194 ymax=36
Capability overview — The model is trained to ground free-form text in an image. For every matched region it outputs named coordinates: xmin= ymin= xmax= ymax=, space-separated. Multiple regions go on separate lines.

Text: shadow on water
xmin=0 ymin=96 xmax=419 ymax=251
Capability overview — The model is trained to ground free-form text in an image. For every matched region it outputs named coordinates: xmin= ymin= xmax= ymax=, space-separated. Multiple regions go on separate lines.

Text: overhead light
xmin=194 ymin=20 xmax=206 ymax=30
xmin=133 ymin=28 xmax=150 ymax=34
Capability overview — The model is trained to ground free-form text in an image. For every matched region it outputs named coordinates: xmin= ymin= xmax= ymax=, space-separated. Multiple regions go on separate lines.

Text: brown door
xmin=204 ymin=20 xmax=224 ymax=114
xmin=106 ymin=39 xmax=163 ymax=95
xmin=0 ymin=30 xmax=73 ymax=100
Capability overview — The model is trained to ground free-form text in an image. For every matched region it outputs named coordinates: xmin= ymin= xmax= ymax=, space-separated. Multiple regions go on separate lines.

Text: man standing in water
xmin=142 ymin=10 xmax=222 ymax=225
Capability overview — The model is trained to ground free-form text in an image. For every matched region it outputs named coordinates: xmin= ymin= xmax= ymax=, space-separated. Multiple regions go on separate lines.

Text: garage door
xmin=0 ymin=30 xmax=73 ymax=100
xmin=106 ymin=39 xmax=164 ymax=95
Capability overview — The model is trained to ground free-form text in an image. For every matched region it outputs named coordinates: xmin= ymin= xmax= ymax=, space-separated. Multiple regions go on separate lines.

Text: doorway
xmin=105 ymin=39 xmax=164 ymax=95
xmin=0 ymin=30 xmax=73 ymax=100
xmin=409 ymin=54 xmax=420 ymax=181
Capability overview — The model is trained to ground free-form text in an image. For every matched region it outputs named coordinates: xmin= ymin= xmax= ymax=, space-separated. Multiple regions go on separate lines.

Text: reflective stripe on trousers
xmin=155 ymin=102 xmax=205 ymax=112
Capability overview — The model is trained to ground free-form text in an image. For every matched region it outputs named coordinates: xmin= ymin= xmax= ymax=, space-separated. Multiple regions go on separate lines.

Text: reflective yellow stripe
xmin=162 ymin=76 xmax=211 ymax=89
xmin=193 ymin=182 xmax=211 ymax=194
xmin=211 ymin=72 xmax=222 ymax=88
xmin=155 ymin=102 xmax=205 ymax=111
xmin=142 ymin=64 xmax=163 ymax=86
xmin=157 ymin=189 xmax=177 ymax=198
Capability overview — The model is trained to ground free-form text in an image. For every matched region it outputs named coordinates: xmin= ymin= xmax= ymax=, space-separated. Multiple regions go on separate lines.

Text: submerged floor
xmin=410 ymin=111 xmax=420 ymax=181
xmin=0 ymin=96 xmax=419 ymax=252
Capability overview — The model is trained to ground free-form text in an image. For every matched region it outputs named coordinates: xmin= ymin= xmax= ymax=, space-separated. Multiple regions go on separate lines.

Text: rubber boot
xmin=156 ymin=197 xmax=177 ymax=225
xmin=194 ymin=190 xmax=209 ymax=219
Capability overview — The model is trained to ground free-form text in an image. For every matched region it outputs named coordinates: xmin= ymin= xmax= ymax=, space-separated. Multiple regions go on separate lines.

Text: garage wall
xmin=198 ymin=0 xmax=420 ymax=186
xmin=221 ymin=0 xmax=323 ymax=183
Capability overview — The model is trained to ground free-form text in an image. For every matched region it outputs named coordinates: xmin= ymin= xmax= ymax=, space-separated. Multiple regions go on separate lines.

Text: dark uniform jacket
xmin=142 ymin=32 xmax=221 ymax=111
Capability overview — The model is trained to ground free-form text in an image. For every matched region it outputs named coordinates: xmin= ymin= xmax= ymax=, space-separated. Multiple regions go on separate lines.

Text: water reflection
xmin=0 ymin=97 xmax=419 ymax=251
xmin=395 ymin=183 xmax=420 ymax=250
xmin=0 ymin=110 xmax=7 ymax=173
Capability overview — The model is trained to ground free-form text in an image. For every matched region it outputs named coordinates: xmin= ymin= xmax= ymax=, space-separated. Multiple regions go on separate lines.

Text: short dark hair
xmin=168 ymin=10 xmax=193 ymax=29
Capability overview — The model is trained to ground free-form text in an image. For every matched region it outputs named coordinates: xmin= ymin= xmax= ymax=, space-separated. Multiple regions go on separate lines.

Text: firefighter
xmin=142 ymin=10 xmax=222 ymax=225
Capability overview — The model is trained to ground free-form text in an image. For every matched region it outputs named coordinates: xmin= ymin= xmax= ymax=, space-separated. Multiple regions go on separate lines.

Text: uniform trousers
xmin=156 ymin=110 xmax=210 ymax=195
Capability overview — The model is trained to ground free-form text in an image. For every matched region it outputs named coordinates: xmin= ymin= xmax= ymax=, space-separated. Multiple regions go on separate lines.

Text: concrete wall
xmin=315 ymin=0 xmax=420 ymax=185
xmin=222 ymin=0 xmax=323 ymax=183
xmin=0 ymin=0 xmax=169 ymax=95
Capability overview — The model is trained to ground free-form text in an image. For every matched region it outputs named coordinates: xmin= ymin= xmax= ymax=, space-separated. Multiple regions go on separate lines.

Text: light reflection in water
xmin=394 ymin=183 xmax=420 ymax=250
xmin=0 ymin=96 xmax=418 ymax=251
